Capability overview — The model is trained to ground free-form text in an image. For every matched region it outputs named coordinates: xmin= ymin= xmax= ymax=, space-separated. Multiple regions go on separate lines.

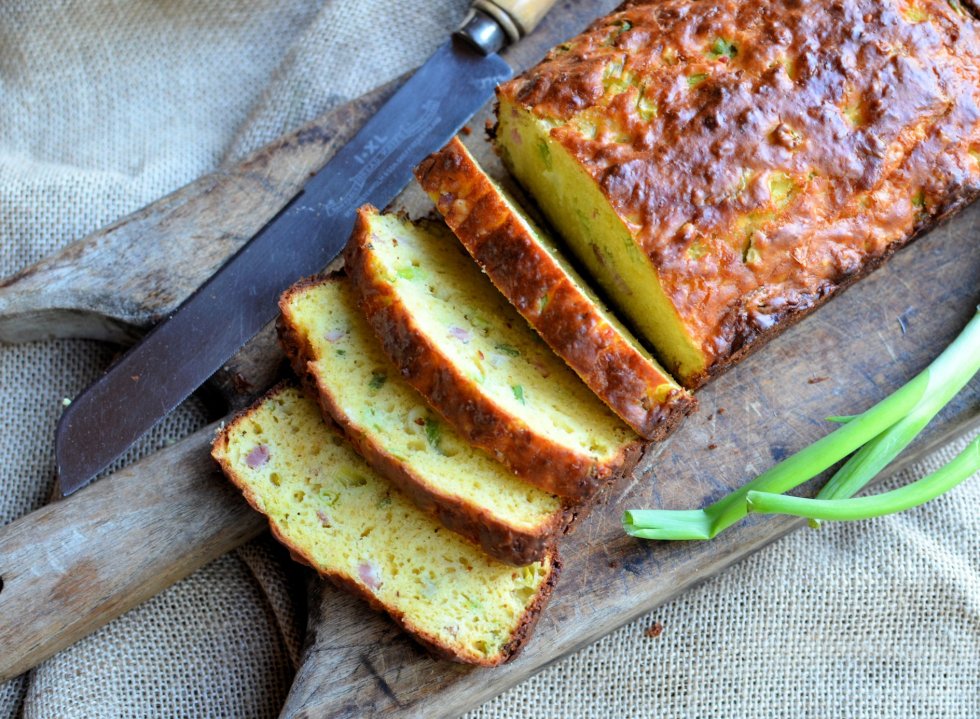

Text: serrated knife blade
xmin=54 ymin=9 xmax=533 ymax=495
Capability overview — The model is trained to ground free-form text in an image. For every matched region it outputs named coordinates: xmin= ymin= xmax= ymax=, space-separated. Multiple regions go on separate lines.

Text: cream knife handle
xmin=469 ymin=0 xmax=559 ymax=45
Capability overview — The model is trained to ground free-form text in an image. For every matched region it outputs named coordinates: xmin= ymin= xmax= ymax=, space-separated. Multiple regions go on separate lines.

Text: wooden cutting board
xmin=0 ymin=1 xmax=977 ymax=715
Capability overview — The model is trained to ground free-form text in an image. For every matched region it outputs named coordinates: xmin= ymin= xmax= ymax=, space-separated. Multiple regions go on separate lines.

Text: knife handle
xmin=471 ymin=0 xmax=559 ymax=44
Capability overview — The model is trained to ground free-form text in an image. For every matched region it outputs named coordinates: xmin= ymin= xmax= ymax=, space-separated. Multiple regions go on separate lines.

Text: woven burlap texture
xmin=0 ymin=1 xmax=977 ymax=717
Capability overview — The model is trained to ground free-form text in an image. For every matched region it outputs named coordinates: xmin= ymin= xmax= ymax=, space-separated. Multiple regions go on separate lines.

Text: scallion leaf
xmin=707 ymin=38 xmax=737 ymax=60
xmin=746 ymin=437 xmax=979 ymax=521
xmin=425 ymin=418 xmax=441 ymax=450
xmin=624 ymin=308 xmax=980 ymax=540
xmin=807 ymin=309 xmax=980 ymax=525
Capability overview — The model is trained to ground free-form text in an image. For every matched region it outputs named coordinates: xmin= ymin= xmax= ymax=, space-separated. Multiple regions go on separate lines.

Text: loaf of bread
xmin=278 ymin=273 xmax=578 ymax=565
xmin=211 ymin=384 xmax=560 ymax=665
xmin=345 ymin=206 xmax=643 ymax=501
xmin=496 ymin=0 xmax=979 ymax=387
xmin=416 ymin=137 xmax=695 ymax=440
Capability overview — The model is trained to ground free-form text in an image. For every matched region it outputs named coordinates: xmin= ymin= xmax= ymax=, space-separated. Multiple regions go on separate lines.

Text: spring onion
xmin=798 ymin=309 xmax=980 ymax=527
xmin=746 ymin=437 xmax=979 ymax=520
xmin=624 ymin=308 xmax=980 ymax=540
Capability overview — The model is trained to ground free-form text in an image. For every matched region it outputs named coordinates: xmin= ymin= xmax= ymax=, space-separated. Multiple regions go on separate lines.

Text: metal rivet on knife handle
xmin=457 ymin=10 xmax=509 ymax=56
xmin=472 ymin=0 xmax=561 ymax=44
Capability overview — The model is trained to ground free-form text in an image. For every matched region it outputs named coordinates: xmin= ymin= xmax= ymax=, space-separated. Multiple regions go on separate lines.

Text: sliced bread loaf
xmin=278 ymin=274 xmax=577 ymax=565
xmin=211 ymin=384 xmax=560 ymax=666
xmin=345 ymin=206 xmax=643 ymax=501
xmin=416 ymin=137 xmax=696 ymax=440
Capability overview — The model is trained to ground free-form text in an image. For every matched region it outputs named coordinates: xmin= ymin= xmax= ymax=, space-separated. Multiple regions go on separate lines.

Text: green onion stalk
xmin=623 ymin=308 xmax=980 ymax=540
xmin=746 ymin=436 xmax=979 ymax=520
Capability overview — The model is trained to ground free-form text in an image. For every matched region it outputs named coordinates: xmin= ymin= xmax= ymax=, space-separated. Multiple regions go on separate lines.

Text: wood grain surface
xmin=0 ymin=1 xmax=976 ymax=716
xmin=0 ymin=424 xmax=265 ymax=681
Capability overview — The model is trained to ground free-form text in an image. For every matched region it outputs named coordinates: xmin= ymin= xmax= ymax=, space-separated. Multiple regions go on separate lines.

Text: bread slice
xmin=495 ymin=0 xmax=980 ymax=387
xmin=211 ymin=384 xmax=560 ymax=666
xmin=416 ymin=137 xmax=696 ymax=440
xmin=278 ymin=274 xmax=577 ymax=565
xmin=345 ymin=206 xmax=643 ymax=501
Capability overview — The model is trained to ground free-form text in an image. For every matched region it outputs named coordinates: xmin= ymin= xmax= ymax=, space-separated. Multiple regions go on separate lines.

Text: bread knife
xmin=55 ymin=0 xmax=559 ymax=496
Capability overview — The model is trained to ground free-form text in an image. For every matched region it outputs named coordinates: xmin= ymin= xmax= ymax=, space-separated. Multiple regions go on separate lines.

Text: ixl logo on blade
xmin=352 ymin=99 xmax=441 ymax=168
xmin=353 ymin=137 xmax=384 ymax=165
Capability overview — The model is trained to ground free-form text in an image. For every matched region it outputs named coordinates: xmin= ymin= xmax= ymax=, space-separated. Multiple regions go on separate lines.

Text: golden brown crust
xmin=498 ymin=0 xmax=980 ymax=385
xmin=210 ymin=383 xmax=561 ymax=666
xmin=682 ymin=192 xmax=979 ymax=387
xmin=277 ymin=273 xmax=577 ymax=566
xmin=415 ymin=138 xmax=697 ymax=439
xmin=345 ymin=206 xmax=645 ymax=502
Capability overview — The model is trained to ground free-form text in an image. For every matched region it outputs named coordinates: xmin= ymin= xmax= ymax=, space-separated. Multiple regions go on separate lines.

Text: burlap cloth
xmin=0 ymin=2 xmax=977 ymax=717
